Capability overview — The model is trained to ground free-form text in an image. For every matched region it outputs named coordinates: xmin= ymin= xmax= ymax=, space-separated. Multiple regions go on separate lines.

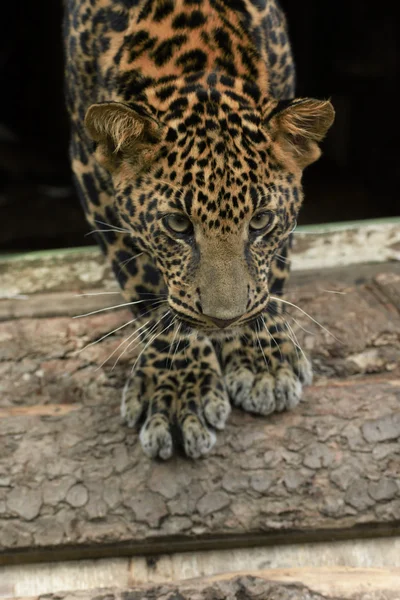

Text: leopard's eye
xmin=164 ymin=214 xmax=193 ymax=235
xmin=249 ymin=211 xmax=274 ymax=232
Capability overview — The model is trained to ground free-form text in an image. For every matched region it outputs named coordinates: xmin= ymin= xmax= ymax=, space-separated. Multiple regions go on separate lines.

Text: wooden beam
xmin=291 ymin=218 xmax=400 ymax=270
xmin=1 ymin=219 xmax=399 ymax=299
xmin=2 ymin=538 xmax=400 ymax=598
xmin=1 ymin=267 xmax=400 ymax=564
xmin=1 ymin=260 xmax=400 ymax=322
xmin=5 ymin=568 xmax=400 ymax=600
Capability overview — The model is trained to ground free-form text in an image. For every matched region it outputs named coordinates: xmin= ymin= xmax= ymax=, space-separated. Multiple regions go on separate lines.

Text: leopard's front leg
xmin=221 ymin=312 xmax=313 ymax=416
xmin=121 ymin=320 xmax=231 ymax=459
xmin=220 ymin=237 xmax=312 ymax=416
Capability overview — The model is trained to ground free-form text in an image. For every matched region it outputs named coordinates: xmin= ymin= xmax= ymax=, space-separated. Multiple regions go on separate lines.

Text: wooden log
xmin=0 ymin=267 xmax=400 ymax=564
xmin=6 ymin=568 xmax=400 ymax=600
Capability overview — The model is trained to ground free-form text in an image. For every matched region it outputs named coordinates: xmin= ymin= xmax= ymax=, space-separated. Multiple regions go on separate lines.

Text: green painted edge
xmin=0 ymin=246 xmax=100 ymax=263
xmin=1 ymin=216 xmax=399 ymax=263
xmin=296 ymin=216 xmax=400 ymax=233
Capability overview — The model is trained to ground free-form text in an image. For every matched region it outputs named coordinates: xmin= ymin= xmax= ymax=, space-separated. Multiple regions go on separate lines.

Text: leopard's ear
xmin=265 ymin=98 xmax=335 ymax=169
xmin=85 ymin=102 xmax=162 ymax=172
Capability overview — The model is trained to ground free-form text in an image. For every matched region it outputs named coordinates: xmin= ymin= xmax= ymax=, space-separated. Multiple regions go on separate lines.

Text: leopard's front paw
xmin=225 ymin=368 xmax=277 ymax=415
xmin=225 ymin=360 xmax=308 ymax=415
xmin=202 ymin=382 xmax=232 ymax=430
xmin=223 ymin=331 xmax=312 ymax=416
xmin=121 ymin=339 xmax=231 ymax=459
xmin=177 ymin=371 xmax=230 ymax=458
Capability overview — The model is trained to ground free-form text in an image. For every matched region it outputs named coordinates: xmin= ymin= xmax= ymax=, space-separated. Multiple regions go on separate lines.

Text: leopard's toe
xmin=181 ymin=415 xmax=216 ymax=459
xmin=121 ymin=382 xmax=143 ymax=427
xmin=230 ymin=371 xmax=277 ymax=415
xmin=294 ymin=355 xmax=313 ymax=386
xmin=274 ymin=366 xmax=303 ymax=411
xmin=245 ymin=373 xmax=276 ymax=415
xmin=225 ymin=361 xmax=308 ymax=416
xmin=203 ymin=390 xmax=231 ymax=430
xmin=139 ymin=416 xmax=173 ymax=460
xmin=225 ymin=367 xmax=254 ymax=408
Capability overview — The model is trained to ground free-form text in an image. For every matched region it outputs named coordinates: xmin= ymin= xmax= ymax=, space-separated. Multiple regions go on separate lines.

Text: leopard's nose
xmin=207 ymin=316 xmax=241 ymax=329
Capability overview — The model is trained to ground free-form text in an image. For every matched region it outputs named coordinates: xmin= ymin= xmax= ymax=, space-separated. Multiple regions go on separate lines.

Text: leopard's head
xmin=86 ymin=84 xmax=334 ymax=334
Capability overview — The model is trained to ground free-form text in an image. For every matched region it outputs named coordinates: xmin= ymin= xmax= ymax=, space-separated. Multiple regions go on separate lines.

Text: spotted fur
xmin=64 ymin=0 xmax=334 ymax=459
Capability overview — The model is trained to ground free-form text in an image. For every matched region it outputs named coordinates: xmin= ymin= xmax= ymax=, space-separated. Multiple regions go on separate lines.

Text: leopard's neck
xmin=113 ymin=70 xmax=267 ymax=120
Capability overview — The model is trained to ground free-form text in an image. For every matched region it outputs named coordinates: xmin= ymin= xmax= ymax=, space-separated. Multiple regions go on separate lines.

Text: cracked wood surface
xmin=8 ymin=568 xmax=400 ymax=600
xmin=0 ymin=266 xmax=400 ymax=563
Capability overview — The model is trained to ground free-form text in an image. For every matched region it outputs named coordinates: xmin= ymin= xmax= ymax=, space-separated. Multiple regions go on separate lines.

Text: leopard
xmin=63 ymin=0 xmax=334 ymax=460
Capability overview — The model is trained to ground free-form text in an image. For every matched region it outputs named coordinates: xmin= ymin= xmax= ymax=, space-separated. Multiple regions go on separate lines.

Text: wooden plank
xmin=1 ymin=270 xmax=400 ymax=564
xmin=1 ymin=219 xmax=399 ymax=297
xmin=0 ymin=247 xmax=115 ymax=297
xmin=2 ymin=538 xmax=400 ymax=598
xmin=1 ymin=261 xmax=400 ymax=322
xmin=291 ymin=218 xmax=400 ymax=270
xmin=5 ymin=568 xmax=400 ymax=600
xmin=0 ymin=291 xmax=126 ymax=322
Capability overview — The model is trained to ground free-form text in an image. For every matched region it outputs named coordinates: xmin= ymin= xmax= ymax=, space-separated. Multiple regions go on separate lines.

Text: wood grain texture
xmin=1 ymin=261 xmax=400 ymax=321
xmin=8 ymin=568 xmax=400 ymax=600
xmin=1 ymin=270 xmax=400 ymax=564
xmin=3 ymin=539 xmax=400 ymax=598
xmin=375 ymin=272 xmax=400 ymax=312
xmin=1 ymin=219 xmax=399 ymax=299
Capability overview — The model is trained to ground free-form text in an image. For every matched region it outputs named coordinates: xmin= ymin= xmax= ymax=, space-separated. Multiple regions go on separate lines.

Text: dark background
xmin=0 ymin=1 xmax=398 ymax=252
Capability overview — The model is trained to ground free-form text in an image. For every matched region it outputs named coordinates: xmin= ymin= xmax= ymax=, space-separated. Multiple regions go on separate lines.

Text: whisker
xmin=130 ymin=312 xmax=174 ymax=374
xmin=288 ymin=314 xmax=315 ymax=336
xmin=77 ymin=299 xmax=168 ymax=355
xmin=319 ymin=288 xmax=347 ymax=295
xmin=285 ymin=320 xmax=310 ymax=366
xmin=94 ymin=219 xmax=131 ymax=233
xmin=76 ymin=316 xmax=138 ymax=355
xmin=171 ymin=322 xmax=183 ymax=368
xmin=85 ymin=229 xmax=131 ymax=237
xmin=251 ymin=322 xmax=258 ymax=351
xmin=261 ymin=315 xmax=273 ymax=358
xmin=270 ymin=295 xmax=343 ymax=344
xmin=115 ymin=309 xmax=171 ymax=369
xmin=284 ymin=320 xmax=300 ymax=362
xmin=75 ymin=291 xmax=167 ymax=298
xmin=119 ymin=253 xmax=144 ymax=270
xmin=96 ymin=319 xmax=151 ymax=370
xmin=75 ymin=291 xmax=121 ymax=297
xmin=183 ymin=334 xmax=190 ymax=363
xmin=274 ymin=253 xmax=291 ymax=264
xmin=73 ymin=298 xmax=151 ymax=318
xmin=135 ymin=292 xmax=168 ymax=298
xmin=111 ymin=319 xmax=159 ymax=369
xmin=167 ymin=318 xmax=180 ymax=370
xmin=255 ymin=319 xmax=269 ymax=367
xmin=263 ymin=314 xmax=283 ymax=362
